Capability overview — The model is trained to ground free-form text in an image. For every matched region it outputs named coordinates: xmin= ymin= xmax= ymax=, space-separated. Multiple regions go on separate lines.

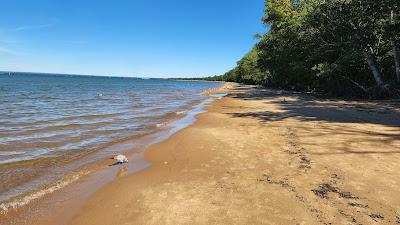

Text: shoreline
xmin=0 ymin=75 xmax=223 ymax=212
xmin=4 ymin=83 xmax=400 ymax=225
xmin=68 ymin=84 xmax=400 ymax=225
xmin=0 ymin=82 xmax=229 ymax=225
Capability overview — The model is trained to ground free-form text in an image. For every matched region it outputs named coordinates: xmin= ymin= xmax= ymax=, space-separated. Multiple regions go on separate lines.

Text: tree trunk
xmin=363 ymin=50 xmax=384 ymax=87
xmin=391 ymin=11 xmax=400 ymax=82
xmin=393 ymin=44 xmax=400 ymax=82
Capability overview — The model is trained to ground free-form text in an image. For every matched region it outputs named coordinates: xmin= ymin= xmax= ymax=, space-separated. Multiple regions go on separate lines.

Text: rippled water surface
xmin=0 ymin=73 xmax=221 ymax=204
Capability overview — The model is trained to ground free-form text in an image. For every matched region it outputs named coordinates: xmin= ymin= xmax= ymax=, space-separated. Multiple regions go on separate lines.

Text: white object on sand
xmin=113 ymin=154 xmax=129 ymax=164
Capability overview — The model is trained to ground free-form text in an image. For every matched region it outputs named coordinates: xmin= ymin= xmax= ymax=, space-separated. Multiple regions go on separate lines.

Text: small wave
xmin=175 ymin=110 xmax=187 ymax=115
xmin=38 ymin=95 xmax=62 ymax=100
xmin=0 ymin=151 xmax=24 ymax=156
xmin=11 ymin=121 xmax=115 ymax=137
xmin=0 ymin=112 xmax=123 ymax=128
xmin=0 ymin=170 xmax=90 ymax=214
xmin=75 ymin=113 xmax=123 ymax=120
xmin=156 ymin=122 xmax=168 ymax=128
xmin=0 ymin=149 xmax=55 ymax=165
xmin=209 ymin=93 xmax=228 ymax=99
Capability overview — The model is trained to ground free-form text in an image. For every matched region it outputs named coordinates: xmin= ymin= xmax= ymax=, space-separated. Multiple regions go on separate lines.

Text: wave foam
xmin=0 ymin=170 xmax=90 ymax=214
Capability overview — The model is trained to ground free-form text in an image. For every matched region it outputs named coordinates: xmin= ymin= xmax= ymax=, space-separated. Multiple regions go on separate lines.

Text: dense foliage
xmin=215 ymin=0 xmax=400 ymax=98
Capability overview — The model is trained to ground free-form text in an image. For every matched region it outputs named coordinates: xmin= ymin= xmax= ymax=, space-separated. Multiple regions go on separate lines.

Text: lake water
xmin=0 ymin=72 xmax=221 ymax=211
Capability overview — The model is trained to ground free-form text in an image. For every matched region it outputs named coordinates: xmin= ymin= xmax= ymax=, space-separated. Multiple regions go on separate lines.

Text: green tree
xmin=215 ymin=0 xmax=400 ymax=98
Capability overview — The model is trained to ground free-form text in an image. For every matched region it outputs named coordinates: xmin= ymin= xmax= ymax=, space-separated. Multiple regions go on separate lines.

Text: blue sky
xmin=0 ymin=0 xmax=265 ymax=77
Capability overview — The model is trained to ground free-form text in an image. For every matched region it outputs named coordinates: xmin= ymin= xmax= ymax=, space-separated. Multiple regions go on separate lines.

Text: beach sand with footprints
xmin=66 ymin=84 xmax=400 ymax=225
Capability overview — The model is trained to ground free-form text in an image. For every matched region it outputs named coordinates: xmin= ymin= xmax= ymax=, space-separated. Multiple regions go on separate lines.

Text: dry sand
xmin=67 ymin=84 xmax=400 ymax=225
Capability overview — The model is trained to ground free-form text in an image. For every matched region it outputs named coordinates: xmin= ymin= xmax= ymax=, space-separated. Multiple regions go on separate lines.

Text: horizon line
xmin=0 ymin=70 xmax=216 ymax=79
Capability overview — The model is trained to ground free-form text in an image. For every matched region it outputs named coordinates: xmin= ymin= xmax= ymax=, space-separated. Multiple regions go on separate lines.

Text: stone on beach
xmin=113 ymin=155 xmax=129 ymax=164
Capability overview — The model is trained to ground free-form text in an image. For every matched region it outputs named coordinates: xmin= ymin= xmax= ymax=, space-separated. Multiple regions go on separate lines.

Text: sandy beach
xmin=61 ymin=84 xmax=399 ymax=225
xmin=2 ymin=0 xmax=399 ymax=224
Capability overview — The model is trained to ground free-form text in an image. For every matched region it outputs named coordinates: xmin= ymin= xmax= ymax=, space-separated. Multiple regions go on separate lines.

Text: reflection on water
xmin=116 ymin=166 xmax=128 ymax=178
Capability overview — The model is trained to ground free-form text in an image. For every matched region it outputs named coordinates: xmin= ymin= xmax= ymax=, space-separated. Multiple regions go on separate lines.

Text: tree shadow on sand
xmin=227 ymin=85 xmax=400 ymax=155
xmin=228 ymin=85 xmax=400 ymax=127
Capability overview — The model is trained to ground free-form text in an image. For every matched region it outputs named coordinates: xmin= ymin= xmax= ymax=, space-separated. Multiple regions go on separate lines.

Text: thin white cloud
xmin=0 ymin=23 xmax=55 ymax=33
xmin=0 ymin=47 xmax=27 ymax=56
xmin=0 ymin=39 xmax=17 ymax=44
xmin=12 ymin=23 xmax=54 ymax=32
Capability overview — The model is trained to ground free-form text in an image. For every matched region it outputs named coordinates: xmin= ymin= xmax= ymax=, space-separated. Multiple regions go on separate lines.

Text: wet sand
xmin=46 ymin=85 xmax=400 ymax=224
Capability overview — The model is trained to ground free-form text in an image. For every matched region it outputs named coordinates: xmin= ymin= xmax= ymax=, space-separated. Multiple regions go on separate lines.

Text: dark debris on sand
xmin=369 ymin=213 xmax=385 ymax=222
xmin=339 ymin=191 xmax=358 ymax=199
xmin=312 ymin=183 xmax=360 ymax=201
xmin=348 ymin=202 xmax=368 ymax=208
xmin=312 ymin=183 xmax=338 ymax=199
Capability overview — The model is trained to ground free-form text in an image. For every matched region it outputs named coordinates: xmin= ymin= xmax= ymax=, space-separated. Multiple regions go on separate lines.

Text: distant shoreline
xmin=0 ymin=70 xmax=221 ymax=81
xmin=0 ymin=70 xmax=156 ymax=79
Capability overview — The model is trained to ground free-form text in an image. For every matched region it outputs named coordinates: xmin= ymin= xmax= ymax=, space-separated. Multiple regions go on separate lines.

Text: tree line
xmin=212 ymin=0 xmax=400 ymax=98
